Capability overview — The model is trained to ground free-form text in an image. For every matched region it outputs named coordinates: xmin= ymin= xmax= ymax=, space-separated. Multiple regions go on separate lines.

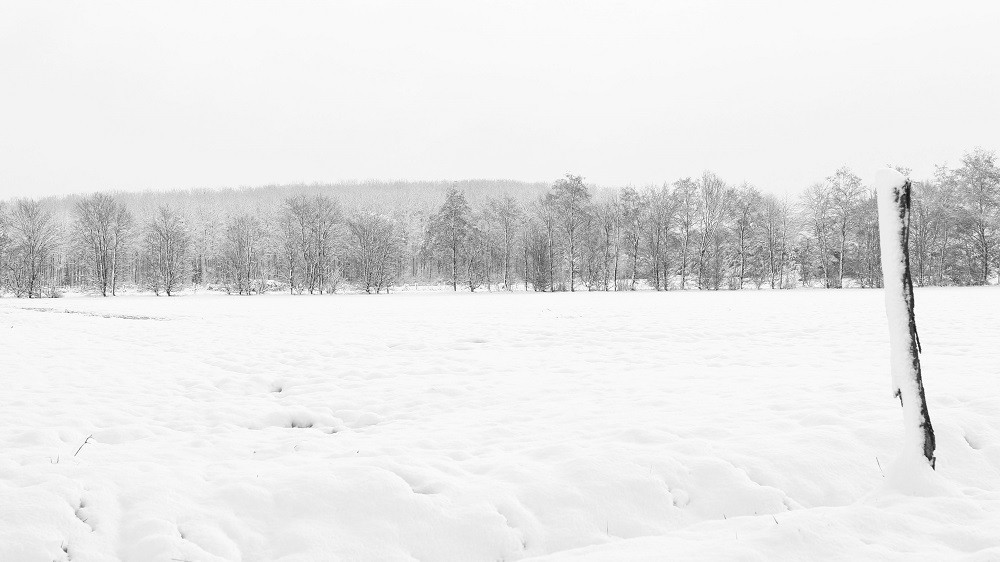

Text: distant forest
xmin=0 ymin=149 xmax=997 ymax=297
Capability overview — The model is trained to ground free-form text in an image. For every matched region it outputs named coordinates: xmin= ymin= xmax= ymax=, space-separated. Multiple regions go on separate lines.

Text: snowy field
xmin=1 ymin=288 xmax=998 ymax=561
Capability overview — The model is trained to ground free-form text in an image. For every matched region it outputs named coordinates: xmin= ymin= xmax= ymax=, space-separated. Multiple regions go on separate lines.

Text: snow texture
xmin=1 ymin=290 xmax=999 ymax=560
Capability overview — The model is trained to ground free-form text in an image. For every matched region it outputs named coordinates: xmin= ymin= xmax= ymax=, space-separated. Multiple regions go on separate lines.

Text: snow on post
xmin=875 ymin=168 xmax=936 ymax=469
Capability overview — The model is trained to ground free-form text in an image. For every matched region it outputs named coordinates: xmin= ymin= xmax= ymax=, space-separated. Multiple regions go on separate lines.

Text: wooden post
xmin=876 ymin=169 xmax=936 ymax=469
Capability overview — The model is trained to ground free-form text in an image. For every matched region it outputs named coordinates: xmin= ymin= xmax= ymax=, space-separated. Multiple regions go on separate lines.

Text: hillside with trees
xmin=0 ymin=150 xmax=997 ymax=297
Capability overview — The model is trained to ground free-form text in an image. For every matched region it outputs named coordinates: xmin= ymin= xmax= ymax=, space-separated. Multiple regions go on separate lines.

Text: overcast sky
xmin=1 ymin=1 xmax=998 ymax=199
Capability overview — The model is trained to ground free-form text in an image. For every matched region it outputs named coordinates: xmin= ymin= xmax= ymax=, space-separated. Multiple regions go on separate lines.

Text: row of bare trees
xmin=420 ymin=173 xmax=800 ymax=292
xmin=0 ymin=194 xmax=406 ymax=296
xmin=0 ymin=149 xmax=996 ymax=296
xmin=412 ymin=151 xmax=998 ymax=292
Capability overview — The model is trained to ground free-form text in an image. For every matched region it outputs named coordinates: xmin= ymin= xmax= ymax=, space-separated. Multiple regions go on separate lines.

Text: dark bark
xmin=889 ymin=180 xmax=937 ymax=468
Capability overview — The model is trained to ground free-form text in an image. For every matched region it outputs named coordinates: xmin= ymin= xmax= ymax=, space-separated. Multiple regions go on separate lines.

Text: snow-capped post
xmin=875 ymin=168 xmax=936 ymax=469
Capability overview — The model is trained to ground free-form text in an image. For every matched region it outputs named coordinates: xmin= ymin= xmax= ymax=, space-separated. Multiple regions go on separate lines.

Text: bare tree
xmin=730 ymin=183 xmax=761 ymax=290
xmin=427 ymin=187 xmax=472 ymax=291
xmin=6 ymin=199 xmax=60 ymax=298
xmin=953 ymin=148 xmax=999 ymax=285
xmin=282 ymin=195 xmax=343 ymax=294
xmin=696 ymin=172 xmax=729 ymax=290
xmin=282 ymin=196 xmax=311 ymax=294
xmin=827 ymin=167 xmax=866 ymax=288
xmin=551 ymin=174 xmax=592 ymax=291
xmin=73 ymin=193 xmax=133 ymax=296
xmin=143 ymin=206 xmax=190 ymax=296
xmin=619 ymin=187 xmax=646 ymax=290
xmin=801 ymin=182 xmax=833 ymax=287
xmin=591 ymin=192 xmax=621 ymax=291
xmin=925 ymin=168 xmax=961 ymax=285
xmin=219 ymin=212 xmax=271 ymax=295
xmin=534 ymin=194 xmax=559 ymax=291
xmin=465 ymin=212 xmax=489 ymax=292
xmin=346 ymin=210 xmax=400 ymax=294
xmin=190 ymin=205 xmax=224 ymax=287
xmin=761 ymin=194 xmax=792 ymax=289
xmin=854 ymin=190 xmax=882 ymax=288
xmin=486 ymin=194 xmax=521 ymax=290
xmin=674 ymin=178 xmax=698 ymax=289
xmin=0 ymin=202 xmax=10 ymax=292
xmin=519 ymin=213 xmax=534 ymax=291
xmin=645 ymin=184 xmax=679 ymax=291
xmin=278 ymin=209 xmax=301 ymax=294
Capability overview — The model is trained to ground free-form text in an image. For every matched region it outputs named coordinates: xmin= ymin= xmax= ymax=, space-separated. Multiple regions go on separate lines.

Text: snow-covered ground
xmin=1 ymin=288 xmax=998 ymax=561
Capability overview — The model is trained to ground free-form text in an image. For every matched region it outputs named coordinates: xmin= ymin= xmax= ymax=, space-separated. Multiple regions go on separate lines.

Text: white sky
xmin=1 ymin=0 xmax=998 ymax=199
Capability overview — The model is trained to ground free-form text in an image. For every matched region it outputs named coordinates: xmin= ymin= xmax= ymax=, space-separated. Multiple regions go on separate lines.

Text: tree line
xmin=0 ymin=149 xmax=996 ymax=297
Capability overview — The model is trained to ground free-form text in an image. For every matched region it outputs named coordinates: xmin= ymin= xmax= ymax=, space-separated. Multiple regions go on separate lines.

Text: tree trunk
xmin=738 ymin=228 xmax=746 ymax=289
xmin=548 ymin=231 xmax=555 ymax=292
xmin=768 ymin=236 xmax=776 ymax=289
xmin=111 ymin=245 xmax=118 ymax=296
xmin=876 ymin=171 xmax=936 ymax=469
xmin=839 ymin=227 xmax=847 ymax=288
xmin=524 ymin=244 xmax=529 ymax=291
xmin=451 ymin=240 xmax=458 ymax=292
xmin=568 ymin=232 xmax=575 ymax=292
xmin=680 ymin=232 xmax=688 ymax=289
xmin=613 ymin=236 xmax=620 ymax=291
